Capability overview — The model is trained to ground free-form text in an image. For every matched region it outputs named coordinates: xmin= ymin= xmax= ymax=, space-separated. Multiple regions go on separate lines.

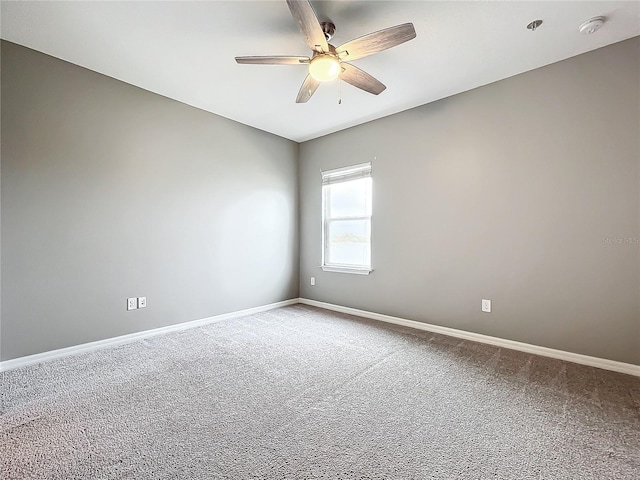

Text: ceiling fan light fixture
xmin=309 ymin=55 xmax=341 ymax=82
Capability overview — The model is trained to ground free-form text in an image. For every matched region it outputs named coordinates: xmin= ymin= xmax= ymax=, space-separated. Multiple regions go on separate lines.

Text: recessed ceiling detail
xmin=526 ymin=20 xmax=543 ymax=32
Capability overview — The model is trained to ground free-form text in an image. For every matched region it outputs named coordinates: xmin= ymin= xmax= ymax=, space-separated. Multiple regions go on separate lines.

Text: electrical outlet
xmin=127 ymin=298 xmax=138 ymax=311
xmin=138 ymin=297 xmax=147 ymax=308
xmin=310 ymin=277 xmax=315 ymax=286
xmin=482 ymin=299 xmax=491 ymax=313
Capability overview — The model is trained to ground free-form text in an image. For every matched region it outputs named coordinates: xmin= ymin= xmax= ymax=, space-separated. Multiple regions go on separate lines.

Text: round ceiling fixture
xmin=579 ymin=16 xmax=606 ymax=35
xmin=526 ymin=20 xmax=543 ymax=31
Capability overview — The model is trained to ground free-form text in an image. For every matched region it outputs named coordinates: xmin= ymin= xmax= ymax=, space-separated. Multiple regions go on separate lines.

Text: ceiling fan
xmin=235 ymin=0 xmax=416 ymax=103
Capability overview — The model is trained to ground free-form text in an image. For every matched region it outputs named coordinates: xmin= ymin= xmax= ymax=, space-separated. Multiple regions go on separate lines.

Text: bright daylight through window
xmin=321 ymin=162 xmax=372 ymax=274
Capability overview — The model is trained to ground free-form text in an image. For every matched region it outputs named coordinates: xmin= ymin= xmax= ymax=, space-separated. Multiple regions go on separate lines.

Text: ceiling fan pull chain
xmin=338 ymin=80 xmax=342 ymax=104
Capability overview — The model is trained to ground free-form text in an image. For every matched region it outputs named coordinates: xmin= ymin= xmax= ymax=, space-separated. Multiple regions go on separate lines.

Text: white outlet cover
xmin=138 ymin=297 xmax=147 ymax=308
xmin=482 ymin=299 xmax=491 ymax=313
xmin=127 ymin=298 xmax=137 ymax=310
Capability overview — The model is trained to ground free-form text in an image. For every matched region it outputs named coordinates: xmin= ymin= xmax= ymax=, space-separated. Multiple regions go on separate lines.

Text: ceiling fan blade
xmin=286 ymin=0 xmax=329 ymax=53
xmin=235 ymin=56 xmax=310 ymax=65
xmin=337 ymin=23 xmax=416 ymax=62
xmin=340 ymin=63 xmax=386 ymax=95
xmin=296 ymin=74 xmax=321 ymax=103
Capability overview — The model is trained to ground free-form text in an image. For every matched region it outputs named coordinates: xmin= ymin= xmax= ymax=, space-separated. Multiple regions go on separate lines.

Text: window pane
xmin=327 ymin=177 xmax=371 ymax=218
xmin=327 ymin=219 xmax=370 ymax=266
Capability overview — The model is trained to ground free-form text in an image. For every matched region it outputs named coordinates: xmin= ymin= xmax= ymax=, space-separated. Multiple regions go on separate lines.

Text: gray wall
xmin=3 ymin=37 xmax=639 ymax=366
xmin=299 ymin=37 xmax=640 ymax=365
xmin=1 ymin=41 xmax=299 ymax=361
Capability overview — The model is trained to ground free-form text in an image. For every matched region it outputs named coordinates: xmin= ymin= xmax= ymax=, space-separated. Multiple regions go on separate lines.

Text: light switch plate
xmin=138 ymin=297 xmax=147 ymax=308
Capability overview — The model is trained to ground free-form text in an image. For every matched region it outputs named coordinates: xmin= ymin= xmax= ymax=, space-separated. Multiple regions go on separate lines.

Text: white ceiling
xmin=2 ymin=1 xmax=639 ymax=142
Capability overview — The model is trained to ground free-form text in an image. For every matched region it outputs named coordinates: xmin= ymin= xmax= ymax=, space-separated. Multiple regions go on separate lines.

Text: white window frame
xmin=321 ymin=162 xmax=372 ymax=275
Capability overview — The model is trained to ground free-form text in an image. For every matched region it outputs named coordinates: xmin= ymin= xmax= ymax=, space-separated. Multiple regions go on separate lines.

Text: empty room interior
xmin=1 ymin=1 xmax=639 ymax=479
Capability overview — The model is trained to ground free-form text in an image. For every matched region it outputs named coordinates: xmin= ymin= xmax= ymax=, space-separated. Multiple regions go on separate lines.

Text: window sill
xmin=321 ymin=266 xmax=372 ymax=275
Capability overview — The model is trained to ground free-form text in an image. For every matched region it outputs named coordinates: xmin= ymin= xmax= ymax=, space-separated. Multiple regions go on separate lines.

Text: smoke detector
xmin=579 ymin=16 xmax=606 ymax=35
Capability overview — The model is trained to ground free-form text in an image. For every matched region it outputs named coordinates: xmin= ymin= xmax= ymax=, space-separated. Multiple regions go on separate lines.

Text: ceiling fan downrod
xmin=321 ymin=22 xmax=335 ymax=41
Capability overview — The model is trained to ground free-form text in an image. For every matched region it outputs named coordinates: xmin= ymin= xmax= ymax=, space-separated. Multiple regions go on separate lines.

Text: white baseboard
xmin=0 ymin=298 xmax=299 ymax=372
xmin=299 ymin=298 xmax=640 ymax=377
xmin=4 ymin=297 xmax=638 ymax=378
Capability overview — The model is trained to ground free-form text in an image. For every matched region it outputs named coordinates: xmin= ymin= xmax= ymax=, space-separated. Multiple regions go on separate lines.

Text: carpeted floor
xmin=1 ymin=305 xmax=639 ymax=479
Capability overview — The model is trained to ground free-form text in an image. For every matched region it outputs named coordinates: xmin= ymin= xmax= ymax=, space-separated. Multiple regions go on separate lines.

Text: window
xmin=321 ymin=162 xmax=372 ymax=274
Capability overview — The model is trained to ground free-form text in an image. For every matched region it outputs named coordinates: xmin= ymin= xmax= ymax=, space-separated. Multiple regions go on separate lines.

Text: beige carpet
xmin=1 ymin=304 xmax=639 ymax=479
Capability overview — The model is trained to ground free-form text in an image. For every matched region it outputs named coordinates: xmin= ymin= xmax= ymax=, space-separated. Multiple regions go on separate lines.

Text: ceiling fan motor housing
xmin=312 ymin=43 xmax=338 ymax=57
